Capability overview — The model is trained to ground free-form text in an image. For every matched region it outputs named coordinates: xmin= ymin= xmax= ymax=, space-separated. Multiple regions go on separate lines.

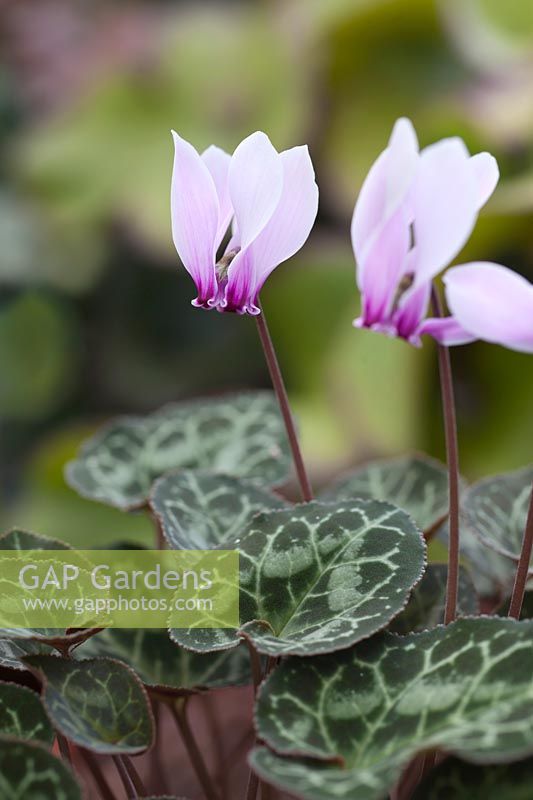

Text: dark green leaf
xmin=463 ymin=466 xmax=533 ymax=565
xmin=389 ymin=564 xmax=478 ymax=634
xmin=172 ymin=500 xmax=426 ymax=657
xmin=24 ymin=655 xmax=154 ymax=754
xmin=0 ymin=682 xmax=53 ymax=745
xmin=0 ymin=737 xmax=81 ymax=799
xmin=412 ymin=755 xmax=533 ymax=799
xmin=78 ymin=629 xmax=250 ymax=694
xmin=65 ymin=391 xmax=292 ymax=510
xmin=253 ymin=618 xmax=533 ymax=800
xmin=151 ymin=471 xmax=288 ymax=549
xmin=0 ymin=638 xmax=53 ymax=671
xmin=320 ymin=455 xmax=454 ymax=532
xmin=0 ymin=529 xmax=71 ymax=551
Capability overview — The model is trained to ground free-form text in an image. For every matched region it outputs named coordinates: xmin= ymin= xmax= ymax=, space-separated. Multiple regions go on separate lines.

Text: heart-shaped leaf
xmin=0 ymin=737 xmax=81 ymax=799
xmin=66 ymin=391 xmax=291 ymax=510
xmin=412 ymin=756 xmax=533 ymax=799
xmin=171 ymin=500 xmax=426 ymax=657
xmin=24 ymin=655 xmax=154 ymax=754
xmin=0 ymin=638 xmax=52 ymax=670
xmin=0 ymin=682 xmax=53 ymax=746
xmin=151 ymin=471 xmax=288 ymax=549
xmin=78 ymin=629 xmax=250 ymax=695
xmin=0 ymin=529 xmax=102 ymax=647
xmin=463 ymin=466 xmax=533 ymax=567
xmin=320 ymin=455 xmax=454 ymax=533
xmin=252 ymin=618 xmax=533 ymax=800
xmin=389 ymin=563 xmax=478 ymax=634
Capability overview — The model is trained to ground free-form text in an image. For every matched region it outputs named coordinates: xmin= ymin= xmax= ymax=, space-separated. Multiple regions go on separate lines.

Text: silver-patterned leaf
xmin=65 ymin=392 xmax=292 ymax=510
xmin=412 ymin=756 xmax=533 ymax=799
xmin=464 ymin=466 xmax=533 ymax=567
xmin=77 ymin=628 xmax=250 ymax=694
xmin=0 ymin=738 xmax=82 ymax=799
xmin=171 ymin=500 xmax=426 ymax=657
xmin=0 ymin=639 xmax=53 ymax=671
xmin=253 ymin=618 xmax=533 ymax=800
xmin=0 ymin=683 xmax=54 ymax=746
xmin=150 ymin=471 xmax=288 ymax=549
xmin=389 ymin=563 xmax=478 ymax=634
xmin=24 ymin=655 xmax=154 ymax=755
xmin=320 ymin=455 xmax=454 ymax=533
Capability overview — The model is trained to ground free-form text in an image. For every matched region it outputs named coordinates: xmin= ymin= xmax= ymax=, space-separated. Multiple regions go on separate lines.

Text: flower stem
xmin=256 ymin=299 xmax=314 ymax=502
xmin=78 ymin=749 xmax=117 ymax=800
xmin=172 ymin=698 xmax=219 ymax=800
xmin=112 ymin=756 xmax=138 ymax=799
xmin=508 ymin=482 xmax=533 ymax=619
xmin=431 ymin=284 xmax=460 ymax=625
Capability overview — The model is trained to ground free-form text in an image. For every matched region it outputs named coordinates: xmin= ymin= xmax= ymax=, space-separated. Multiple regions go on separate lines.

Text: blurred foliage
xmin=0 ymin=0 xmax=532 ymax=536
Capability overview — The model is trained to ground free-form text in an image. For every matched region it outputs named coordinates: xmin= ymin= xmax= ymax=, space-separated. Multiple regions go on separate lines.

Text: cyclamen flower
xmin=438 ymin=263 xmax=533 ymax=354
xmin=171 ymin=130 xmax=319 ymax=315
xmin=351 ymin=117 xmax=504 ymax=347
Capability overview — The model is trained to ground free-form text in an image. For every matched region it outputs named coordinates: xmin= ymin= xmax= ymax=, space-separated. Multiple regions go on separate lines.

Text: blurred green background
xmin=0 ymin=0 xmax=532 ymax=546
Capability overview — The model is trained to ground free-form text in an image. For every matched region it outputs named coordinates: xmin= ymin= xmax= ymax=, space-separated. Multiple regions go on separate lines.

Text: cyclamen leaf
xmin=412 ymin=756 xmax=533 ymax=799
xmin=319 ymin=454 xmax=454 ymax=533
xmin=24 ymin=655 xmax=154 ymax=754
xmin=65 ymin=391 xmax=292 ymax=510
xmin=151 ymin=471 xmax=288 ymax=549
xmin=0 ymin=529 xmax=101 ymax=646
xmin=463 ymin=466 xmax=533 ymax=566
xmin=171 ymin=500 xmax=426 ymax=657
xmin=0 ymin=638 xmax=52 ymax=671
xmin=78 ymin=629 xmax=250 ymax=694
xmin=253 ymin=618 xmax=533 ymax=800
xmin=0 ymin=738 xmax=81 ymax=800
xmin=389 ymin=563 xmax=478 ymax=634
xmin=0 ymin=683 xmax=53 ymax=746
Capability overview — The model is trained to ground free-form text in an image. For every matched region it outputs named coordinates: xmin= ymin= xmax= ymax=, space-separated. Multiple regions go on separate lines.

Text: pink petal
xmin=444 ymin=262 xmax=533 ymax=353
xmin=352 ymin=117 xmax=419 ymax=286
xmin=228 ymin=131 xmax=283 ymax=249
xmin=394 ymin=280 xmax=431 ymax=343
xmin=249 ymin=145 xmax=319 ymax=288
xmin=470 ymin=152 xmax=499 ymax=208
xmin=358 ymin=206 xmax=411 ymax=325
xmin=418 ymin=316 xmax=477 ymax=346
xmin=202 ymin=145 xmax=233 ymax=248
xmin=411 ymin=138 xmax=479 ymax=287
xmin=171 ymin=131 xmax=219 ymax=305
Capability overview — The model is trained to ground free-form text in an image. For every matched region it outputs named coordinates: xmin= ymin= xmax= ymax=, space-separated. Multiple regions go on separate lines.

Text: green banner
xmin=0 ymin=550 xmax=239 ymax=629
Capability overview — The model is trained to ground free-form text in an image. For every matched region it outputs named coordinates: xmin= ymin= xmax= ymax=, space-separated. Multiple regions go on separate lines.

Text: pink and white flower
xmin=350 ymin=118 xmax=533 ymax=350
xmin=171 ymin=130 xmax=319 ymax=315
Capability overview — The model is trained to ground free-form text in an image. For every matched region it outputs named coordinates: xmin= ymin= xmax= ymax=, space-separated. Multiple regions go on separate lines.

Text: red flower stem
xmin=508 ymin=482 xmax=533 ymax=619
xmin=78 ymin=748 xmax=117 ymax=800
xmin=172 ymin=698 xmax=219 ymax=800
xmin=112 ymin=756 xmax=138 ymax=799
xmin=431 ymin=284 xmax=460 ymax=624
xmin=256 ymin=300 xmax=314 ymax=502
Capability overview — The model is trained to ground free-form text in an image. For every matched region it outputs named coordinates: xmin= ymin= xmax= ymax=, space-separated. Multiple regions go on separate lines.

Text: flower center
xmin=216 ymin=248 xmax=240 ymax=282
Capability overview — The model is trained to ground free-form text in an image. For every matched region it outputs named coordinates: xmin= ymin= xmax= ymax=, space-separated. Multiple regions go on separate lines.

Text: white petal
xmin=171 ymin=131 xmax=218 ymax=304
xmin=411 ymin=137 xmax=479 ymax=287
xmin=470 ymin=152 xmax=499 ymax=209
xmin=202 ymin=145 xmax=233 ymax=247
xmin=444 ymin=262 xmax=533 ymax=353
xmin=250 ymin=145 xmax=319 ymax=285
xmin=228 ymin=131 xmax=283 ymax=249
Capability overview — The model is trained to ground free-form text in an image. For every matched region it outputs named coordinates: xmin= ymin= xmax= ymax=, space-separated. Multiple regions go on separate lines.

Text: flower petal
xmin=470 ymin=152 xmax=499 ymax=208
xmin=394 ymin=280 xmax=431 ymax=343
xmin=418 ymin=316 xmax=477 ymax=346
xmin=228 ymin=131 xmax=283 ymax=249
xmin=352 ymin=117 xmax=419 ymax=284
xmin=444 ymin=262 xmax=533 ymax=353
xmin=411 ymin=138 xmax=479 ymax=287
xmin=171 ymin=131 xmax=219 ymax=305
xmin=202 ymin=145 xmax=233 ymax=248
xmin=249 ymin=145 xmax=319 ymax=287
